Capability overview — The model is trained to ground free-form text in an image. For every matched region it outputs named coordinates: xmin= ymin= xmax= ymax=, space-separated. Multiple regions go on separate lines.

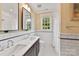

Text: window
xmin=41 ymin=16 xmax=51 ymax=30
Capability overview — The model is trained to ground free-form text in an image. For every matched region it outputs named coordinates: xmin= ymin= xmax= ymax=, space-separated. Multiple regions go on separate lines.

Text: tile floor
xmin=39 ymin=39 xmax=57 ymax=56
xmin=61 ymin=39 xmax=79 ymax=56
xmin=38 ymin=32 xmax=58 ymax=56
xmin=38 ymin=40 xmax=58 ymax=56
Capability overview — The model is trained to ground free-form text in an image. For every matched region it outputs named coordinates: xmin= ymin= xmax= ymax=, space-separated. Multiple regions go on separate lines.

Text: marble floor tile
xmin=38 ymin=40 xmax=58 ymax=56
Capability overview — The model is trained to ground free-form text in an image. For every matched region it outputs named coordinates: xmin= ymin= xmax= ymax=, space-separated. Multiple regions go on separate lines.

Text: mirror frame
xmin=22 ymin=7 xmax=32 ymax=31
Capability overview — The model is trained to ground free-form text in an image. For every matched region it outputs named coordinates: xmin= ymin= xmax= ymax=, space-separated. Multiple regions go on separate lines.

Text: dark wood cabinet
xmin=23 ymin=39 xmax=40 ymax=56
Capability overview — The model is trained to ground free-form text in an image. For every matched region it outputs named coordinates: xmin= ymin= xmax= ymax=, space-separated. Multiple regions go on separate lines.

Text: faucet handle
xmin=7 ymin=40 xmax=14 ymax=48
xmin=0 ymin=43 xmax=4 ymax=51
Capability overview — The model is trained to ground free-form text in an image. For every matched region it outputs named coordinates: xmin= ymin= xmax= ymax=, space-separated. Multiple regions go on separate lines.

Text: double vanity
xmin=0 ymin=31 xmax=40 ymax=56
xmin=0 ymin=3 xmax=40 ymax=56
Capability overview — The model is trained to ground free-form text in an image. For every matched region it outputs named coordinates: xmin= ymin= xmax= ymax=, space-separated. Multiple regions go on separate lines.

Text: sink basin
xmin=0 ymin=44 xmax=27 ymax=56
xmin=8 ymin=36 xmax=36 ymax=56
xmin=0 ymin=36 xmax=38 ymax=56
xmin=28 ymin=36 xmax=36 ymax=41
xmin=8 ymin=44 xmax=27 ymax=56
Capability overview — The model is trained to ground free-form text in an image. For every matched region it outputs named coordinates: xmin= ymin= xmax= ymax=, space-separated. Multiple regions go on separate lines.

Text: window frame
xmin=41 ymin=16 xmax=52 ymax=31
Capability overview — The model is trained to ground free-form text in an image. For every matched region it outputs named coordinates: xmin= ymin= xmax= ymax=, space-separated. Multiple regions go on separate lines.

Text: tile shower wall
xmin=61 ymin=39 xmax=79 ymax=56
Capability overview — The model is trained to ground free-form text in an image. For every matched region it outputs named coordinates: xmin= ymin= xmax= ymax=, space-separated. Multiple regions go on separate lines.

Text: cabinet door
xmin=33 ymin=43 xmax=37 ymax=56
xmin=24 ymin=39 xmax=40 ymax=56
xmin=36 ymin=40 xmax=40 ymax=56
xmin=24 ymin=46 xmax=34 ymax=56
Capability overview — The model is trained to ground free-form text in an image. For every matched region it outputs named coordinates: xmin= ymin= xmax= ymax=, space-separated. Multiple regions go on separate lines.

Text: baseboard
xmin=60 ymin=33 xmax=79 ymax=39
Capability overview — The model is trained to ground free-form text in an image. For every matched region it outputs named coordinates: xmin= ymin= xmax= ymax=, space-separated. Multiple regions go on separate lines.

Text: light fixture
xmin=25 ymin=5 xmax=28 ymax=9
xmin=22 ymin=4 xmax=28 ymax=9
xmin=22 ymin=4 xmax=31 ymax=12
xmin=28 ymin=7 xmax=31 ymax=12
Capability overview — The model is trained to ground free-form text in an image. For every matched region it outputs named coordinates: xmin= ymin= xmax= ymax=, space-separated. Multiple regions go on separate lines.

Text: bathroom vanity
xmin=23 ymin=39 xmax=39 ymax=56
xmin=0 ymin=31 xmax=40 ymax=56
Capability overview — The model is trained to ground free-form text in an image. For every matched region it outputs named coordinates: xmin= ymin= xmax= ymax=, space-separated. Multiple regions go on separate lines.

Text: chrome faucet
xmin=0 ymin=45 xmax=3 ymax=51
xmin=7 ymin=40 xmax=14 ymax=48
xmin=0 ymin=42 xmax=3 ymax=51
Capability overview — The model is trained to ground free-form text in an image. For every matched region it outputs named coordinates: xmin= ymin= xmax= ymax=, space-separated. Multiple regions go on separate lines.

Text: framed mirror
xmin=23 ymin=7 xmax=31 ymax=31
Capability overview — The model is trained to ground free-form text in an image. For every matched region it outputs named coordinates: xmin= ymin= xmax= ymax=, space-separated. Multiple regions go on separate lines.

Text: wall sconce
xmin=27 ymin=7 xmax=31 ymax=12
xmin=22 ymin=4 xmax=28 ymax=9
xmin=22 ymin=4 xmax=31 ymax=12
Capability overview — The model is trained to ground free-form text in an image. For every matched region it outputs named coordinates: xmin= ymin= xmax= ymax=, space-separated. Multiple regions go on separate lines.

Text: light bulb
xmin=28 ymin=7 xmax=31 ymax=12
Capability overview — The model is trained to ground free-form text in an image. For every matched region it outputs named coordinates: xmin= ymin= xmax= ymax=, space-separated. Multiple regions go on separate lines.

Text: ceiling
xmin=29 ymin=3 xmax=58 ymax=14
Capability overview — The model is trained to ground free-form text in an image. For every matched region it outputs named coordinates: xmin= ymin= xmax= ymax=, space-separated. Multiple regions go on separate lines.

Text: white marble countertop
xmin=14 ymin=36 xmax=39 ymax=56
xmin=0 ymin=31 xmax=34 ymax=40
xmin=0 ymin=36 xmax=39 ymax=56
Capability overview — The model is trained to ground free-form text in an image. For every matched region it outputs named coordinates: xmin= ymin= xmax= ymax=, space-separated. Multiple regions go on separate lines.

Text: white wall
xmin=52 ymin=4 xmax=60 ymax=55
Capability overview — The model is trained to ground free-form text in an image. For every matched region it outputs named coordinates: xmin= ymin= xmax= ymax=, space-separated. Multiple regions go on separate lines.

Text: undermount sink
xmin=9 ymin=36 xmax=37 ymax=56
xmin=8 ymin=44 xmax=27 ymax=56
xmin=0 ymin=35 xmax=38 ymax=56
xmin=28 ymin=36 xmax=36 ymax=41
